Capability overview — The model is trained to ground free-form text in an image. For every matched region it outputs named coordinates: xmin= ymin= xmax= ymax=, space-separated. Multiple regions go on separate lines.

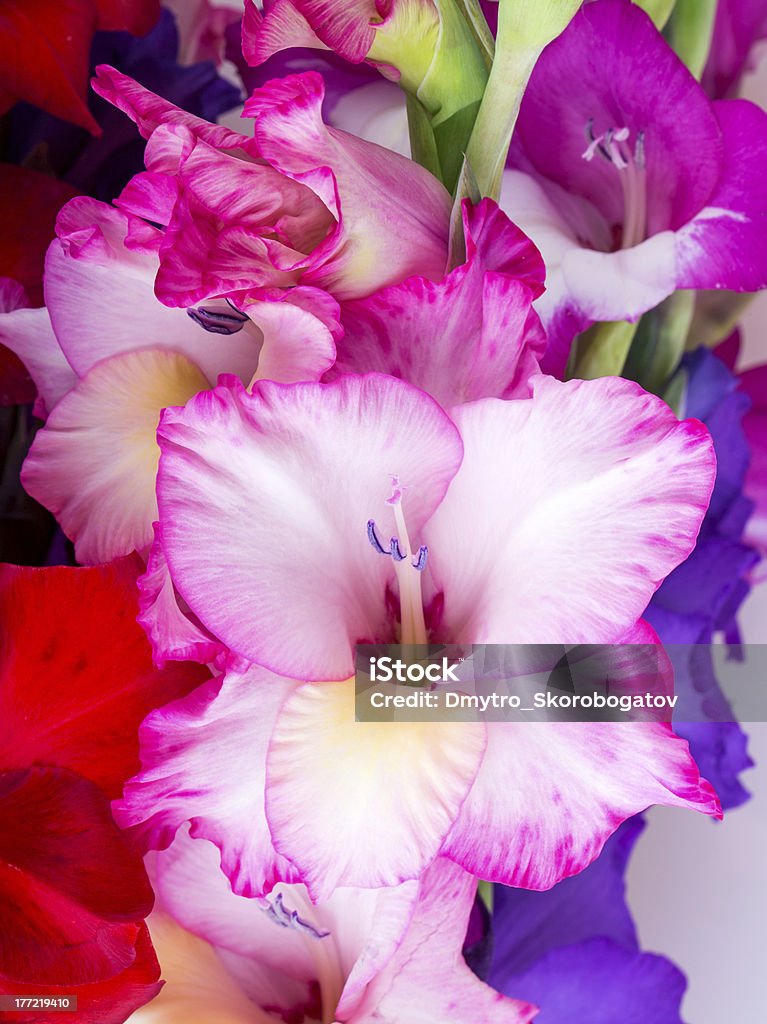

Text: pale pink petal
xmin=244 ymin=295 xmax=336 ymax=383
xmin=153 ymin=828 xmax=419 ymax=1021
xmin=156 ymin=375 xmax=463 ymax=680
xmin=243 ymin=72 xmax=451 ymax=299
xmin=0 ymin=306 xmax=76 ymax=416
xmin=47 ymin=198 xmax=263 ymax=384
xmin=152 ymin=832 xmax=320 ymax=1015
xmin=423 ymin=375 xmax=716 ymax=644
xmin=22 ymin=349 xmax=208 ymax=564
xmin=442 ymin=721 xmax=721 ymax=889
xmin=265 ymin=679 xmax=486 ymax=898
xmin=355 ymin=857 xmax=536 ymax=1024
xmin=115 ymin=664 xmax=300 ymax=898
xmin=331 ymin=199 xmax=546 ymax=406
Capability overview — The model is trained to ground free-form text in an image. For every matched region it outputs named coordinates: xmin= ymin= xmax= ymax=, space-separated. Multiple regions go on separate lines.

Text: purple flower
xmin=645 ymin=346 xmax=758 ymax=808
xmin=488 ymin=817 xmax=687 ymax=1024
xmin=501 ymin=0 xmax=767 ymax=374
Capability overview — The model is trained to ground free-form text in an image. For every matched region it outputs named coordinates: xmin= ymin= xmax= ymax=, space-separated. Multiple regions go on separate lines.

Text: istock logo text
xmin=368 ymin=656 xmax=461 ymax=684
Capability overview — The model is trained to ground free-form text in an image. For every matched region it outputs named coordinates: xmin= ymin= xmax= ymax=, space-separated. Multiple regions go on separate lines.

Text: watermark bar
xmin=354 ymin=644 xmax=767 ymax=723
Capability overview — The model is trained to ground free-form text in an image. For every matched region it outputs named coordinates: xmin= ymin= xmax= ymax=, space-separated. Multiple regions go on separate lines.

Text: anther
xmin=390 ymin=538 xmax=406 ymax=562
xmin=411 ymin=546 xmax=428 ymax=572
xmin=187 ymin=305 xmax=249 ymax=335
xmin=367 ymin=520 xmax=388 ymax=555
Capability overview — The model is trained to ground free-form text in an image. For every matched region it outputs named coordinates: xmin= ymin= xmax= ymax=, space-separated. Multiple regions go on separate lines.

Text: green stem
xmin=465 ymin=0 xmax=580 ymax=199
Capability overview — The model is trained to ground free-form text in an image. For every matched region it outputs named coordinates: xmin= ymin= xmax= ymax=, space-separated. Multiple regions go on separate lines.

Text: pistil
xmin=367 ymin=476 xmax=429 ymax=656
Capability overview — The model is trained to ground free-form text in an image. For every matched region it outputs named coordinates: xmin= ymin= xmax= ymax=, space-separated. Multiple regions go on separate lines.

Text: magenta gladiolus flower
xmin=115 ymin=372 xmax=721 ymax=899
xmin=91 ymin=66 xmax=452 ymax=306
xmin=133 ymin=829 xmax=534 ymax=1024
xmin=502 ymin=0 xmax=767 ymax=373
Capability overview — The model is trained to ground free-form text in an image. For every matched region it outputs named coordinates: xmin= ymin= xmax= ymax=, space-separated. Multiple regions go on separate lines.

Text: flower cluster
xmin=1 ymin=1 xmax=766 ymax=1022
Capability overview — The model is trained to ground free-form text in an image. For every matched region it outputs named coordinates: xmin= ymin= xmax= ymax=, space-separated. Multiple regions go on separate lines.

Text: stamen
xmin=366 ymin=476 xmax=429 ymax=649
xmin=581 ymin=119 xmax=648 ymax=250
xmin=390 ymin=537 xmax=406 ymax=562
xmin=263 ymin=893 xmax=330 ymax=940
xmin=367 ymin=519 xmax=388 ymax=555
xmin=187 ymin=305 xmax=249 ymax=335
xmin=412 ymin=546 xmax=428 ymax=572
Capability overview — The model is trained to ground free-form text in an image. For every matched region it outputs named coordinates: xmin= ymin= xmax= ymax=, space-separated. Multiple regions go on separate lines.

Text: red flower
xmin=0 ymin=0 xmax=160 ymax=133
xmin=0 ymin=556 xmax=208 ymax=1022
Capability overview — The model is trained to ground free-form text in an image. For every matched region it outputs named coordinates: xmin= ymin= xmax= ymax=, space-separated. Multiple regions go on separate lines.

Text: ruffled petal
xmin=356 ymin=858 xmax=536 ymax=1024
xmin=243 ymin=72 xmax=452 ymax=299
xmin=511 ymin=0 xmax=723 ymax=234
xmin=496 ymin=937 xmax=686 ymax=1024
xmin=115 ymin=664 xmax=300 ymax=898
xmin=243 ymin=0 xmax=328 ymax=65
xmin=122 ymin=913 xmax=268 ymax=1024
xmin=0 ymin=305 xmax=75 ymax=416
xmin=91 ymin=63 xmax=247 ymax=149
xmin=330 ymin=199 xmax=546 ymax=406
xmin=442 ymin=720 xmax=720 ymax=888
xmin=47 ymin=197 xmax=263 ymax=385
xmin=500 ymin=170 xmax=678 ymax=370
xmin=265 ymin=680 xmax=486 ymax=897
xmin=424 ymin=375 xmax=716 ymax=645
xmin=0 ymin=768 xmax=153 ymax=984
xmin=137 ymin=523 xmax=224 ymax=668
xmin=22 ymin=349 xmax=209 ymax=564
xmin=156 ymin=374 xmax=463 ymax=680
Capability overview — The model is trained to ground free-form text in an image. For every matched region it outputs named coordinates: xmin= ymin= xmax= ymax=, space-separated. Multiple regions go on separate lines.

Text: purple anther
xmin=367 ymin=520 xmax=388 ymax=555
xmin=188 ymin=305 xmax=249 ymax=335
xmin=390 ymin=537 xmax=406 ymax=562
xmin=411 ymin=546 xmax=428 ymax=572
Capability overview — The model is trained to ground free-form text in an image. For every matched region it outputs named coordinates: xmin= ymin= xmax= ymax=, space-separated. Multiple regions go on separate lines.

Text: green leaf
xmin=447 ymin=155 xmax=482 ymax=267
xmin=478 ymin=879 xmax=494 ymax=912
xmin=572 ymin=319 xmax=639 ymax=380
xmin=396 ymin=0 xmax=489 ymax=191
xmin=433 ymin=99 xmax=482 ymax=192
xmin=623 ymin=291 xmax=695 ymax=394
xmin=454 ymin=0 xmax=495 ymax=64
xmin=667 ymin=0 xmax=717 ymax=78
xmin=406 ymin=94 xmax=443 ymax=181
xmin=633 ymin=0 xmax=677 ymax=29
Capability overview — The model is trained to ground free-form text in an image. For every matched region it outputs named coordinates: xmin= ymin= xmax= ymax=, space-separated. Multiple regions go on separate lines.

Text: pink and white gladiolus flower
xmin=91 ymin=66 xmax=453 ymax=306
xmin=117 ymin=372 xmax=721 ymax=899
xmin=132 ymin=830 xmax=534 ymax=1024
xmin=0 ymin=197 xmax=336 ymax=564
